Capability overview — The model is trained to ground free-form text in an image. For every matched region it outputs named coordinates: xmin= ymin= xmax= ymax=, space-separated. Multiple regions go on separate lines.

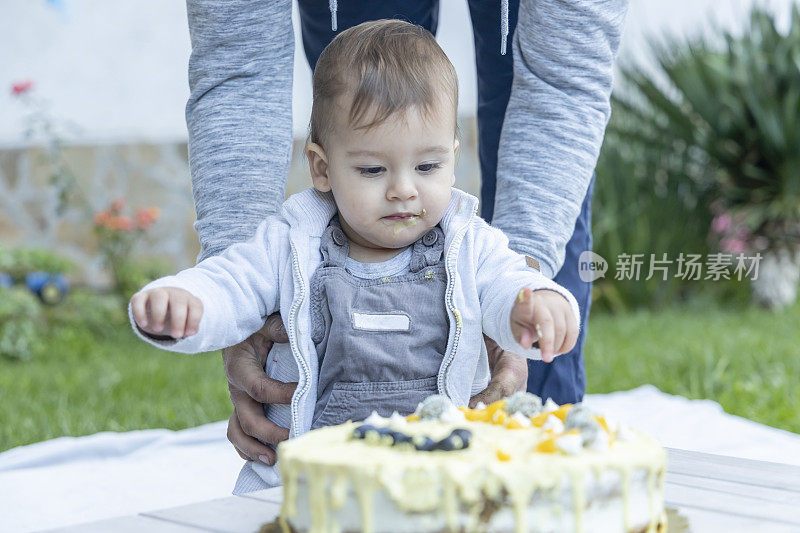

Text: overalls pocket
xmin=311 ymin=376 xmax=438 ymax=429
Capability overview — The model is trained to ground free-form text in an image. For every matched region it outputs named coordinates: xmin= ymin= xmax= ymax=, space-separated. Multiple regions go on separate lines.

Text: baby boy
xmin=130 ymin=20 xmax=580 ymax=489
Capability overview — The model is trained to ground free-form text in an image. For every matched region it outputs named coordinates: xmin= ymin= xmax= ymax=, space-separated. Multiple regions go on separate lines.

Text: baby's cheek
xmin=338 ymin=202 xmax=363 ymax=225
xmin=424 ymin=191 xmax=450 ymax=222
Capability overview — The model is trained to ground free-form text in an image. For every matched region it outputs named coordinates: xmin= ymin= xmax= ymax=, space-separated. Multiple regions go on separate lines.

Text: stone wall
xmin=0 ymin=118 xmax=480 ymax=287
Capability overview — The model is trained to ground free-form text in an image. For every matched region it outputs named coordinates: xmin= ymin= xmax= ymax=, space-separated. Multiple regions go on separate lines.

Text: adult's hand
xmin=468 ymin=334 xmax=528 ymax=408
xmin=224 ymin=313 xmax=296 ymax=466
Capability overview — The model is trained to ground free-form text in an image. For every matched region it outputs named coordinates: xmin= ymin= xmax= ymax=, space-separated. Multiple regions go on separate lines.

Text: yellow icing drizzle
xmin=278 ymin=412 xmax=666 ymax=532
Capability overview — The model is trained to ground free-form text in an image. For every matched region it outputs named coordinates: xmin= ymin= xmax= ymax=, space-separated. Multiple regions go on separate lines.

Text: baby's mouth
xmin=383 ymin=209 xmax=426 ymax=221
xmin=385 ymin=210 xmax=426 ymax=235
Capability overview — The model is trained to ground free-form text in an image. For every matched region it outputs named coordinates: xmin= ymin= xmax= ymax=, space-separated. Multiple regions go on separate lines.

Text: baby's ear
xmin=306 ymin=142 xmax=331 ymax=192
xmin=451 ymin=139 xmax=460 ymax=186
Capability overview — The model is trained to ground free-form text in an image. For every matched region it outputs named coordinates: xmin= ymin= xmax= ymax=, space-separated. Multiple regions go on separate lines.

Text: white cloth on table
xmin=1 ymin=385 xmax=799 ymax=532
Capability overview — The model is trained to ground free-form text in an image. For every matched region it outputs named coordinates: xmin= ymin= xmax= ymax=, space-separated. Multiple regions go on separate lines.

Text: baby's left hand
xmin=510 ymin=287 xmax=578 ymax=363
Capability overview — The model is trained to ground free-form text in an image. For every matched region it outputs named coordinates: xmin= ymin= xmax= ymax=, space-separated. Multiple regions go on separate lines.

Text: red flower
xmin=111 ymin=216 xmax=134 ymax=231
xmin=94 ymin=211 xmax=112 ymax=228
xmin=136 ymin=207 xmax=160 ymax=230
xmin=11 ymin=80 xmax=34 ymax=96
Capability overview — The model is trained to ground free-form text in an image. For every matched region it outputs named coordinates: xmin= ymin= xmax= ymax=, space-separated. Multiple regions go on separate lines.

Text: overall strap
xmin=319 ymin=215 xmax=350 ymax=267
xmin=409 ymin=225 xmax=446 ymax=273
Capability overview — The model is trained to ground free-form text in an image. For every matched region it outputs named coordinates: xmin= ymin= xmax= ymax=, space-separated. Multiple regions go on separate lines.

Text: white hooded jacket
xmin=130 ymin=186 xmax=580 ymax=485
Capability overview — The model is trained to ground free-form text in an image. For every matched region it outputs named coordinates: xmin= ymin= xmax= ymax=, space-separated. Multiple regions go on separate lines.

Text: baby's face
xmin=308 ymin=99 xmax=458 ymax=253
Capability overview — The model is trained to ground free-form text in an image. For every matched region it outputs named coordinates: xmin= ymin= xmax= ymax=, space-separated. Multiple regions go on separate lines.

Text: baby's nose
xmin=387 ymin=173 xmax=418 ymax=200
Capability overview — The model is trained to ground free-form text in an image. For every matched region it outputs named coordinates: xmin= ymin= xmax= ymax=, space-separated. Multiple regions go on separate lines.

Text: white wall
xmin=0 ymin=0 xmax=477 ymax=147
xmin=0 ymin=0 xmax=191 ymax=147
xmin=617 ymin=0 xmax=795 ymax=76
xmin=0 ymin=0 xmax=796 ymax=148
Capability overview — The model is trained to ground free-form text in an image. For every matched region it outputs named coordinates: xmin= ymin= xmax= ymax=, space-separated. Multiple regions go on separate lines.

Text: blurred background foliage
xmin=592 ymin=5 xmax=800 ymax=312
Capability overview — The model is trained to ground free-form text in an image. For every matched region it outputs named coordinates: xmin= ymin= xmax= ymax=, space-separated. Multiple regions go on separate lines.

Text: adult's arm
xmin=492 ymin=0 xmax=629 ymax=279
xmin=186 ymin=0 xmax=294 ymax=262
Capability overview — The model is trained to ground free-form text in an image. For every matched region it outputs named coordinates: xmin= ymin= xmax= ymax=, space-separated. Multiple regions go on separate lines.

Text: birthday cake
xmin=277 ymin=393 xmax=666 ymax=533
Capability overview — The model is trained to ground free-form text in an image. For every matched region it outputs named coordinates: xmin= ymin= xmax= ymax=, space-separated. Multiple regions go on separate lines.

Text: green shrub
xmin=113 ymin=257 xmax=172 ymax=300
xmin=592 ymin=123 xmax=731 ymax=311
xmin=45 ymin=288 xmax=128 ymax=337
xmin=0 ymin=287 xmax=44 ymax=360
xmin=0 ymin=245 xmax=75 ymax=283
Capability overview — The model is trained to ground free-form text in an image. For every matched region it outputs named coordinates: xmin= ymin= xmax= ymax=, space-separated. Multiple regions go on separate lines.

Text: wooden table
xmin=47 ymin=448 xmax=800 ymax=533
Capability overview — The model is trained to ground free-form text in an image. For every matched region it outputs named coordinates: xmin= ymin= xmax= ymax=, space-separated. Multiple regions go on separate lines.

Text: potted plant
xmin=610 ymin=6 xmax=800 ymax=308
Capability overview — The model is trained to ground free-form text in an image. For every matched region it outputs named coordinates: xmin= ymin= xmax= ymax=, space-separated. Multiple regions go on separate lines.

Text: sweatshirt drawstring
xmin=327 ymin=1 xmax=508 ymax=56
xmin=500 ymin=0 xmax=509 ymax=55
xmin=330 ymin=0 xmax=338 ymax=32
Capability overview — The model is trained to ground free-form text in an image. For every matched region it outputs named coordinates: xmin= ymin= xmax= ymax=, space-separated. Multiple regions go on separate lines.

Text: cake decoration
xmin=352 ymin=423 xmax=473 ymax=452
xmin=416 ymin=394 xmax=456 ymax=420
xmin=502 ymin=391 xmax=543 ymax=417
xmin=278 ymin=393 xmax=667 ymax=533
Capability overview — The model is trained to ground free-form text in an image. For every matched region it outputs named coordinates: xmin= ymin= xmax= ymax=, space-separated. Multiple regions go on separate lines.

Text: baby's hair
xmin=308 ymin=19 xmax=459 ymax=148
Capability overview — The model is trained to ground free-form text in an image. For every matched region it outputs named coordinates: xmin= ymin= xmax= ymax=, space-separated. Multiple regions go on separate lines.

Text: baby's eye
xmin=417 ymin=163 xmax=442 ymax=173
xmin=358 ymin=166 xmax=384 ymax=176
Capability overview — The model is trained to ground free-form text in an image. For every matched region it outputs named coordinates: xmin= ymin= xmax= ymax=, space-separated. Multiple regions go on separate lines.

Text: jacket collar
xmin=281 ymin=187 xmax=479 ymax=238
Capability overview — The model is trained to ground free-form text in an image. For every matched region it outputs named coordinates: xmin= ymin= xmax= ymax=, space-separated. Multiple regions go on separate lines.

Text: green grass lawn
xmin=0 ymin=326 xmax=230 ymax=451
xmin=585 ymin=298 xmax=800 ymax=433
xmin=1 ymin=299 xmax=798 ymax=452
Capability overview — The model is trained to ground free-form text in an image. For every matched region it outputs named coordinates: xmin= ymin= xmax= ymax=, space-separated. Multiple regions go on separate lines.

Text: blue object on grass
xmin=25 ymin=271 xmax=69 ymax=304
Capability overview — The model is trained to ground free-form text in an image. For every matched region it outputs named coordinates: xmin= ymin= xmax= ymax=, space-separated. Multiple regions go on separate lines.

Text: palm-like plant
xmin=610 ymin=6 xmax=800 ymax=306
xmin=614 ymin=7 xmax=800 ymax=248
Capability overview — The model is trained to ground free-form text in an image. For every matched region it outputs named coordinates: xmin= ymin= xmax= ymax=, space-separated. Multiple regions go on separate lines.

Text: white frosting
xmin=388 ymin=411 xmax=407 ymax=428
xmin=555 ymin=432 xmax=583 ymax=455
xmin=287 ymin=467 xmax=664 ymax=533
xmin=363 ymin=411 xmax=388 ymax=427
xmin=543 ymin=398 xmax=559 ymax=413
xmin=616 ymin=425 xmax=635 ymax=442
xmin=439 ymin=404 xmax=467 ymax=424
xmin=589 ymin=427 xmax=611 ymax=452
xmin=542 ymin=414 xmax=565 ymax=433
xmin=510 ymin=412 xmax=532 ymax=428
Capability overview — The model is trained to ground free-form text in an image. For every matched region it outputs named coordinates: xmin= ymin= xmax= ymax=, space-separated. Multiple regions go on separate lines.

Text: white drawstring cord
xmin=330 ymin=0 xmax=338 ymax=31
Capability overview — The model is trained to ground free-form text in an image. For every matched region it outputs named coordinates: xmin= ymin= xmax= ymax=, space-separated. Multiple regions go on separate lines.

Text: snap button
xmin=332 ymin=228 xmax=347 ymax=246
xmin=422 ymin=229 xmax=438 ymax=246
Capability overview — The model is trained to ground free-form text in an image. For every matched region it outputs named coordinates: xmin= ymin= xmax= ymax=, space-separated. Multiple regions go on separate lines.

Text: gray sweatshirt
xmin=186 ymin=0 xmax=628 ymax=279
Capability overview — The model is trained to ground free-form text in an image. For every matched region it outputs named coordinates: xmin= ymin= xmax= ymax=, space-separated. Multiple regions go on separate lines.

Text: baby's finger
xmin=185 ymin=298 xmax=203 ymax=337
xmin=551 ymin=311 xmax=566 ymax=356
xmin=148 ymin=289 xmax=170 ymax=333
xmin=130 ymin=292 xmax=149 ymax=328
xmin=534 ymin=307 xmax=555 ymax=363
xmin=511 ymin=287 xmax=535 ymax=348
xmin=559 ymin=308 xmax=579 ymax=355
xmin=169 ymin=293 xmax=188 ymax=338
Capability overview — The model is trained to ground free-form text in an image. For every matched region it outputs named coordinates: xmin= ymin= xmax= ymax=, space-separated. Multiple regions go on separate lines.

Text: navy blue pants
xmin=298 ymin=0 xmax=592 ymax=404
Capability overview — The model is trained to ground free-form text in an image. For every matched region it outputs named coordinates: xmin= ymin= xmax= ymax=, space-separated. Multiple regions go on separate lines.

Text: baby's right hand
xmin=130 ymin=287 xmax=203 ymax=339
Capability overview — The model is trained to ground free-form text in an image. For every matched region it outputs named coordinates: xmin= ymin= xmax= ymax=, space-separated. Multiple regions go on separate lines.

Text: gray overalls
xmin=309 ymin=216 xmax=449 ymax=429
